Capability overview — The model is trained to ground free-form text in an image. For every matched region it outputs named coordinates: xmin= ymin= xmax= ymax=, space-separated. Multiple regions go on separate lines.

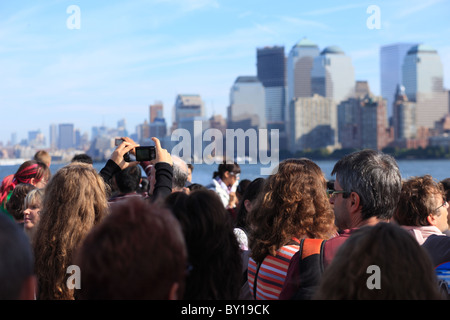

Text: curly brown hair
xmin=33 ymin=163 xmax=109 ymax=300
xmin=394 ymin=175 xmax=445 ymax=226
xmin=248 ymin=158 xmax=336 ymax=264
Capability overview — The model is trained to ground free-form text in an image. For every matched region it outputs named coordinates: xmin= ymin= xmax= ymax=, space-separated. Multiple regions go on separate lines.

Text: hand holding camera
xmin=114 ymin=137 xmax=172 ymax=165
xmin=110 ymin=139 xmax=139 ymax=170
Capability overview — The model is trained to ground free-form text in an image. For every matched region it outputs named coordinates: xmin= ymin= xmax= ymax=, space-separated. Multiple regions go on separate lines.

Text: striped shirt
xmin=247 ymin=238 xmax=300 ymax=300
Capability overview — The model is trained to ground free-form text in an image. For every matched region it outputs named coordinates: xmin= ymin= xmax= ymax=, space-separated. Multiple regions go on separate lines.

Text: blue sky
xmin=1 ymin=0 xmax=449 ymax=145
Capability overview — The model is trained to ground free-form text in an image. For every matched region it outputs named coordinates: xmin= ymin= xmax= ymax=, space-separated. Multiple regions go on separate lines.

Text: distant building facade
xmin=380 ymin=43 xmax=417 ymax=121
xmin=289 ymin=94 xmax=338 ymax=153
xmin=228 ymin=76 xmax=266 ymax=130
xmin=311 ymin=46 xmax=355 ymax=105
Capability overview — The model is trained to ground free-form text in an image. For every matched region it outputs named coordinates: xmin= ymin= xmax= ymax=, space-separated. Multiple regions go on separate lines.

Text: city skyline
xmin=1 ymin=0 xmax=449 ymax=145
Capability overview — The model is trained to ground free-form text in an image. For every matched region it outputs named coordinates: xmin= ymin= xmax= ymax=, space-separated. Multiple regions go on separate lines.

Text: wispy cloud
xmin=301 ymin=3 xmax=367 ymax=16
xmin=278 ymin=15 xmax=331 ymax=31
xmin=396 ymin=0 xmax=446 ymax=18
xmin=153 ymin=0 xmax=220 ymax=12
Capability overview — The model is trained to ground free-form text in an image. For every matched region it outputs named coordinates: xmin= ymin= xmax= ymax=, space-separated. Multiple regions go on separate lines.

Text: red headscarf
xmin=0 ymin=162 xmax=40 ymax=204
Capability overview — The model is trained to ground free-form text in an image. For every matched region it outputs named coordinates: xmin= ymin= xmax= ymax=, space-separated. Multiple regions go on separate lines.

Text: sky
xmin=1 ymin=0 xmax=450 ymax=145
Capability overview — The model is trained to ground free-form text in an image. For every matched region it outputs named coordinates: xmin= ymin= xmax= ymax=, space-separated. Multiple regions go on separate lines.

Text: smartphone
xmin=135 ymin=146 xmax=156 ymax=161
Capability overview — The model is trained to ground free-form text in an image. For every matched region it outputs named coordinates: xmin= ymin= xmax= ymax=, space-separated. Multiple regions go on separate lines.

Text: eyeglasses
xmin=434 ymin=200 xmax=449 ymax=212
xmin=326 ymin=189 xmax=350 ymax=198
xmin=230 ymin=172 xmax=240 ymax=179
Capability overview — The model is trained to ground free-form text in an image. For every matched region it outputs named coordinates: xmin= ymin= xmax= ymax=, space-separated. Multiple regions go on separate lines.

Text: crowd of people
xmin=0 ymin=137 xmax=449 ymax=300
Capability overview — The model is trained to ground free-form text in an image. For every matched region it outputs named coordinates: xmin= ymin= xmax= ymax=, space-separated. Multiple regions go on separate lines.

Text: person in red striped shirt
xmin=246 ymin=158 xmax=337 ymax=300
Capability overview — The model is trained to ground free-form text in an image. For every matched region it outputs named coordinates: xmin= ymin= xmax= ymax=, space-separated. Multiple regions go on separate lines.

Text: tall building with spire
xmin=380 ymin=43 xmax=417 ymax=121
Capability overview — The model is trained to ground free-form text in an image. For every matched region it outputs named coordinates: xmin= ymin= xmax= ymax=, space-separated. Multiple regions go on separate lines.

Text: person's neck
xmin=355 ymin=216 xmax=387 ymax=228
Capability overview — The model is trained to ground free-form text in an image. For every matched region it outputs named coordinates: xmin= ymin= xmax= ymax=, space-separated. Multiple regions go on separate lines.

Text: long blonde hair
xmin=33 ymin=163 xmax=109 ymax=300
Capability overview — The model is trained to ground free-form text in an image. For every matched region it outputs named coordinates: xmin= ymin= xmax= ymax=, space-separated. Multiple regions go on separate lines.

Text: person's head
xmin=71 ymin=153 xmax=93 ymax=165
xmin=113 ymin=165 xmax=141 ymax=194
xmin=439 ymin=177 xmax=450 ymax=231
xmin=34 ymin=150 xmax=51 ymax=168
xmin=314 ymin=223 xmax=443 ymax=300
xmin=6 ymin=183 xmax=36 ymax=222
xmin=0 ymin=213 xmax=36 ymax=300
xmin=75 ymin=197 xmax=187 ymax=300
xmin=236 ymin=179 xmax=251 ymax=202
xmin=172 ymin=156 xmax=189 ymax=191
xmin=187 ymin=163 xmax=194 ymax=182
xmin=330 ymin=149 xmax=402 ymax=230
xmin=235 ymin=178 xmax=265 ymax=231
xmin=33 ymin=162 xmax=108 ymax=300
xmin=213 ymin=161 xmax=241 ymax=187
xmin=0 ymin=160 xmax=50 ymax=204
xmin=248 ymin=158 xmax=336 ymax=264
xmin=187 ymin=183 xmax=207 ymax=192
xmin=23 ymin=188 xmax=45 ymax=233
xmin=395 ymin=175 xmax=449 ymax=232
xmin=165 ymin=190 xmax=242 ymax=299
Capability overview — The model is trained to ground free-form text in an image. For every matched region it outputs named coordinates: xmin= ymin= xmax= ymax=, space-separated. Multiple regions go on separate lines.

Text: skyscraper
xmin=402 ymin=44 xmax=448 ymax=129
xmin=58 ymin=123 xmax=74 ymax=149
xmin=49 ymin=124 xmax=57 ymax=149
xmin=393 ymin=84 xmax=416 ymax=140
xmin=289 ymin=94 xmax=338 ymax=153
xmin=287 ymin=38 xmax=320 ymax=102
xmin=173 ymin=94 xmax=205 ymax=126
xmin=228 ymin=76 xmax=266 ymax=130
xmin=338 ymin=82 xmax=390 ymax=150
xmin=150 ymin=102 xmax=164 ymax=123
xmin=311 ymin=46 xmax=355 ymax=104
xmin=380 ymin=43 xmax=417 ymax=121
xmin=257 ymin=46 xmax=286 ymax=123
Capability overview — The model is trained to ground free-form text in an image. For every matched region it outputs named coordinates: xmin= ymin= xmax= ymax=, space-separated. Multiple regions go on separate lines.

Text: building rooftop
xmin=407 ymin=44 xmax=437 ymax=54
xmin=321 ymin=45 xmax=344 ymax=55
xmin=294 ymin=37 xmax=318 ymax=48
xmin=235 ymin=76 xmax=260 ymax=83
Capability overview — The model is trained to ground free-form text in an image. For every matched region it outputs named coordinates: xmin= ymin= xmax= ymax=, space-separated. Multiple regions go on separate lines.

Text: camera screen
xmin=136 ymin=148 xmax=150 ymax=159
xmin=135 ymin=146 xmax=155 ymax=161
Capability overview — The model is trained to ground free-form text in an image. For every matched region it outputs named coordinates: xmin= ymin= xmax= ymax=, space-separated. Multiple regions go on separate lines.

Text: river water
xmin=2 ymin=158 xmax=450 ymax=186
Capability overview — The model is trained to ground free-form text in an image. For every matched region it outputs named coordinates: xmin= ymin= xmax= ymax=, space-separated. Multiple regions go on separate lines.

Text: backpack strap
xmin=291 ymin=238 xmax=327 ymax=300
xmin=253 ymin=262 xmax=262 ymax=299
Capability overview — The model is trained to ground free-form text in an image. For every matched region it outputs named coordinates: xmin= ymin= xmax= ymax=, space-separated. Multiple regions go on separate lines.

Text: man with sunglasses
xmin=280 ymin=149 xmax=402 ymax=300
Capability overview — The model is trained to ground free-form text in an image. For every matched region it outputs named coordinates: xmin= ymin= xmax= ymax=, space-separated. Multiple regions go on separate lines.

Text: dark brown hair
xmin=395 ymin=175 xmax=445 ymax=226
xmin=75 ymin=197 xmax=187 ymax=299
xmin=165 ymin=190 xmax=242 ymax=299
xmin=314 ymin=223 xmax=443 ymax=300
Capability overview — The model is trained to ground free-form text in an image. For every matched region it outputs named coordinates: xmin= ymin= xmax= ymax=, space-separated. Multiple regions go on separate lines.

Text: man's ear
xmin=427 ymin=213 xmax=437 ymax=226
xmin=168 ymin=282 xmax=179 ymax=300
xmin=349 ymin=192 xmax=361 ymax=211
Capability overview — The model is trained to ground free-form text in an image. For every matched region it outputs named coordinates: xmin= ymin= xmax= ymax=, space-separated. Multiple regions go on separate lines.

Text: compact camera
xmin=114 ymin=139 xmax=156 ymax=162
xmin=115 ymin=138 xmax=131 ymax=162
xmin=135 ymin=146 xmax=156 ymax=161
